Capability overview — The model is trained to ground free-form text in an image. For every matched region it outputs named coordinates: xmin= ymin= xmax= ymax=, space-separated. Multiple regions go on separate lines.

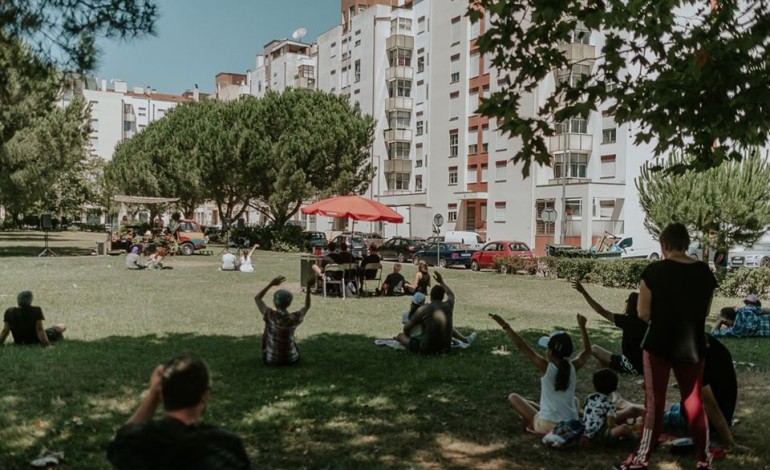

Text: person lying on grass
xmin=255 ymin=276 xmax=313 ymax=366
xmin=490 ymin=313 xmax=591 ymax=434
xmin=107 ymin=353 xmax=249 ymax=469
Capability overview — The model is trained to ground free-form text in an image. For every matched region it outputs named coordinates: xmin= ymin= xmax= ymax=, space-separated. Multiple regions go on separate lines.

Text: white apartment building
xmin=249 ymin=39 xmax=317 ymax=98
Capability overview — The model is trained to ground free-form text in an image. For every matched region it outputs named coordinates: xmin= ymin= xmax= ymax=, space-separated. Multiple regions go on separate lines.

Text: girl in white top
xmin=238 ymin=244 xmax=259 ymax=272
xmin=490 ymin=313 xmax=592 ymax=434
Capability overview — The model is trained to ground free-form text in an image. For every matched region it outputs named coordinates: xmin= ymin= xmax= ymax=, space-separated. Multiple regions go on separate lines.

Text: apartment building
xmin=249 ymin=39 xmax=317 ymax=98
xmin=215 ymin=72 xmax=250 ymax=101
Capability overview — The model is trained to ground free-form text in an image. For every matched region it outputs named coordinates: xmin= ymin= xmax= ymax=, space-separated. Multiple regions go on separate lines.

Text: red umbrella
xmin=301 ymin=195 xmax=404 ymax=223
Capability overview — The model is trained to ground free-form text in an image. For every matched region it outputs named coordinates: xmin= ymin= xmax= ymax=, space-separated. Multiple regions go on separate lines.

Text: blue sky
xmin=95 ymin=0 xmax=340 ymax=94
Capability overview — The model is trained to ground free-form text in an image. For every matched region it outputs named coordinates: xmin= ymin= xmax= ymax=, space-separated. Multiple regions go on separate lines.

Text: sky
xmin=95 ymin=0 xmax=340 ymax=95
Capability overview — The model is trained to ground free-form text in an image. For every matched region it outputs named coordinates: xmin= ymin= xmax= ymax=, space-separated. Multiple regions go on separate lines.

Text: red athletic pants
xmin=630 ymin=350 xmax=709 ymax=466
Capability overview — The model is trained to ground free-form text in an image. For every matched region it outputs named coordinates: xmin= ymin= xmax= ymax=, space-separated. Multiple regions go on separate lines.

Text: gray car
xmin=729 ymin=243 xmax=770 ymax=268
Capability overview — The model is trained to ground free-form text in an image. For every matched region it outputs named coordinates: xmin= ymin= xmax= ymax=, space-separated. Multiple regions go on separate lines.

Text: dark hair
xmin=17 ymin=290 xmax=33 ymax=307
xmin=625 ymin=292 xmax=639 ymax=317
xmin=161 ymin=353 xmax=210 ymax=411
xmin=369 ymin=243 xmax=377 ymax=252
xmin=719 ymin=307 xmax=737 ymax=322
xmin=430 ymin=284 xmax=445 ymax=302
xmin=659 ymin=222 xmax=690 ymax=252
xmin=593 ymin=368 xmax=619 ymax=395
xmin=340 ymin=242 xmax=348 ymax=251
xmin=327 ymin=241 xmax=337 ymax=252
xmin=548 ymin=333 xmax=574 ymax=392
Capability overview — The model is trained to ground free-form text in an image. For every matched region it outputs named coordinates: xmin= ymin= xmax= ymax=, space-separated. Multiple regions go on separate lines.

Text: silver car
xmin=729 ymin=243 xmax=770 ymax=268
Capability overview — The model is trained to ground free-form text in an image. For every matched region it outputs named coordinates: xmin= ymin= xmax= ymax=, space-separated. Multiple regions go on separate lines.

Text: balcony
xmin=124 ymin=113 xmax=136 ymax=122
xmin=386 ymin=34 xmax=414 ymax=50
xmin=383 ymin=128 xmax=413 ymax=142
xmin=559 ymin=43 xmax=596 ymax=65
xmin=383 ymin=159 xmax=412 ymax=173
xmin=549 ymin=133 xmax=593 ymax=153
xmin=386 ymin=66 xmax=414 ymax=81
xmin=385 ymin=96 xmax=413 ymax=112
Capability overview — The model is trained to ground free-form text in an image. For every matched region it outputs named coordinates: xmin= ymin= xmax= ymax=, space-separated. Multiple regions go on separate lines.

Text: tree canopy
xmin=105 ymin=89 xmax=375 ymax=227
xmin=470 ymin=0 xmax=770 ymax=176
xmin=636 ymin=149 xmax=770 ymax=251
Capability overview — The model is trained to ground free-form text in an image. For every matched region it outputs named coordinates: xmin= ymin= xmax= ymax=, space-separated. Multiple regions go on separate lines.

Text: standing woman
xmin=615 ymin=223 xmax=717 ymax=470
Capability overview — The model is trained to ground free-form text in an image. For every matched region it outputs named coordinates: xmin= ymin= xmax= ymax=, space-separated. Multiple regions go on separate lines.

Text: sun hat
xmin=537 ymin=330 xmax=573 ymax=356
xmin=743 ymin=294 xmax=761 ymax=306
xmin=412 ymin=292 xmax=426 ymax=305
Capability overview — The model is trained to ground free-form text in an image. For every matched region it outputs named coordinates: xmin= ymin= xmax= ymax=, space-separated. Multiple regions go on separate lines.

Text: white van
xmin=444 ymin=231 xmax=485 ymax=250
xmin=613 ymin=234 xmax=660 ymax=260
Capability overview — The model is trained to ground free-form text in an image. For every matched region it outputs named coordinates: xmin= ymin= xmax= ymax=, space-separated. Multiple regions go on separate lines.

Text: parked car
xmin=412 ymin=242 xmax=475 ymax=268
xmin=611 ymin=234 xmax=660 ymax=260
xmin=686 ymin=240 xmax=718 ymax=262
xmin=331 ymin=233 xmax=366 ymax=260
xmin=203 ymin=225 xmax=223 ymax=244
xmin=361 ymin=232 xmax=386 ymax=247
xmin=305 ymin=231 xmax=327 ymax=252
xmin=425 ymin=235 xmax=445 ymax=245
xmin=729 ymin=242 xmax=770 ymax=268
xmin=470 ymin=240 xmax=534 ymax=271
xmin=378 ymin=236 xmax=426 ymax=263
xmin=176 ymin=219 xmax=207 ymax=255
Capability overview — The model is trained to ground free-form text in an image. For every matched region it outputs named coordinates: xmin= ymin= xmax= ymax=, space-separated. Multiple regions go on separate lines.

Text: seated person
xmin=379 ymin=263 xmax=406 ymax=296
xmin=239 ymin=245 xmax=259 ymax=273
xmin=358 ymin=244 xmax=381 ymax=288
xmin=581 ymin=369 xmax=635 ymax=445
xmin=107 ymin=353 xmax=249 ymax=469
xmin=1 ymin=291 xmax=66 ymax=347
xmin=337 ymin=242 xmax=355 ymax=265
xmin=147 ymin=247 xmax=167 ymax=270
xmin=125 ymin=245 xmax=147 ymax=270
xmin=712 ymin=294 xmax=769 ymax=337
xmin=254 ymin=276 xmax=313 ymax=366
xmin=221 ymin=249 xmax=238 ymax=271
xmin=311 ymin=241 xmax=342 ymax=278
xmin=405 ymin=260 xmax=430 ymax=294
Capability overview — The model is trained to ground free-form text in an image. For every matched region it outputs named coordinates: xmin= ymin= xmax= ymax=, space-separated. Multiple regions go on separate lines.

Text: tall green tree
xmin=636 ymin=149 xmax=770 ymax=252
xmin=0 ymin=96 xmax=91 ymax=222
xmin=470 ymin=0 xmax=770 ymax=176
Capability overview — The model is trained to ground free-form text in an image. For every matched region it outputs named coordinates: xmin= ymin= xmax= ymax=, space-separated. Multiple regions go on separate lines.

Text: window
xmin=123 ymin=121 xmax=132 ymax=132
xmin=569 ymin=21 xmax=590 ymax=44
xmin=416 ymin=144 xmax=423 ymax=166
xmin=418 ymin=16 xmax=426 ymax=34
xmin=468 ymin=89 xmax=479 ymax=115
xmin=354 ymin=60 xmax=361 ymax=82
xmin=330 ymin=42 xmax=337 ymax=58
xmin=481 ymin=164 xmax=488 ymax=182
xmin=450 ymin=16 xmax=461 ymax=45
xmin=557 ymin=64 xmax=592 ymax=87
xmin=494 ymin=202 xmax=506 ymax=222
xmin=481 ymin=126 xmax=489 ymax=152
xmin=495 ymin=161 xmax=508 ymax=181
xmin=449 ymin=92 xmax=460 ymax=120
xmin=387 ymin=172 xmax=410 ymax=190
xmin=388 ymin=79 xmax=412 ymax=98
xmin=138 ymin=107 xmax=146 ymax=117
xmin=554 ymin=152 xmax=588 ymax=179
xmin=415 ymin=175 xmax=423 ymax=190
xmin=388 ymin=111 xmax=411 ymax=129
xmin=598 ymin=199 xmax=615 ymax=218
xmin=355 ymin=39 xmax=361 ymax=47
xmin=556 ymin=117 xmax=588 ymax=134
xmin=415 ymin=80 xmax=425 ymax=102
xmin=601 ymin=154 xmax=616 ymax=178
xmin=468 ymin=165 xmax=478 ymax=183
xmin=470 ymin=52 xmax=480 ymax=77
xmin=449 ymin=131 xmax=459 ymax=157
xmin=390 ymin=17 xmax=412 ymax=35
xmin=416 ymin=120 xmax=424 ymax=135
xmin=565 ymin=198 xmax=583 ymax=218
xmin=388 ymin=48 xmax=412 ymax=67
xmin=602 ymin=127 xmax=617 ymax=144
xmin=450 ymin=54 xmax=460 ymax=83
xmin=448 ymin=166 xmax=458 ymax=185
xmin=448 ymin=210 xmax=458 ymax=222
xmin=470 ymin=18 xmax=481 ymax=39
xmin=467 ymin=127 xmax=478 ymax=154
xmin=482 ymin=53 xmax=492 ymax=75
xmin=388 ymin=142 xmax=410 ymax=159
xmin=89 ymin=100 xmax=98 ymax=112
xmin=417 ymin=56 xmax=425 ymax=73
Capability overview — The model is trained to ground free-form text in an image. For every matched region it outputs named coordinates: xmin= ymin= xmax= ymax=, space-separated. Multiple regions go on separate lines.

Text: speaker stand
xmin=38 ymin=230 xmax=57 ymax=257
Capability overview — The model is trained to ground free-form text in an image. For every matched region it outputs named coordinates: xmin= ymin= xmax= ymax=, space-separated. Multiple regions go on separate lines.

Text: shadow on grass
xmin=0 ymin=246 xmax=96 ymax=257
xmin=1 ymin=329 xmax=765 ymax=470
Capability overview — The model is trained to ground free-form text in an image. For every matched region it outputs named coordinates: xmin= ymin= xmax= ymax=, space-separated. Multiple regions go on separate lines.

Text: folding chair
xmin=322 ymin=264 xmax=345 ymax=298
xmin=340 ymin=262 xmax=357 ymax=298
xmin=361 ymin=262 xmax=382 ymax=293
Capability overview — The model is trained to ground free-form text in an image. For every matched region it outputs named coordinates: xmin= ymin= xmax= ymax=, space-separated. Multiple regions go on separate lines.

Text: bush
xmin=492 ymin=255 xmax=538 ymax=274
xmin=549 ymin=258 xmax=598 ymax=280
xmin=593 ymin=259 xmax=651 ymax=289
xmin=718 ymin=268 xmax=770 ymax=297
xmin=229 ymin=223 xmax=306 ymax=252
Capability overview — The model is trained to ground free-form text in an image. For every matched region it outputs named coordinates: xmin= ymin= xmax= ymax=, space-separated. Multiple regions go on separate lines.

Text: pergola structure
xmin=112 ymin=195 xmax=181 ymax=228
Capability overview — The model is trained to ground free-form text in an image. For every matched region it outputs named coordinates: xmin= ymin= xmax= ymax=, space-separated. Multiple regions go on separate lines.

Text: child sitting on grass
xmin=254 ymin=276 xmax=313 ymax=366
xmin=490 ymin=313 xmax=591 ymax=434
xmin=582 ymin=369 xmax=635 ymax=445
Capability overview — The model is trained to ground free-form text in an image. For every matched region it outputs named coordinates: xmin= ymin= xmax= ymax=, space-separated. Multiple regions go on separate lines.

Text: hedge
xmin=718 ymin=267 xmax=770 ymax=297
xmin=492 ymin=255 xmax=538 ymax=274
xmin=544 ymin=257 xmax=651 ymax=289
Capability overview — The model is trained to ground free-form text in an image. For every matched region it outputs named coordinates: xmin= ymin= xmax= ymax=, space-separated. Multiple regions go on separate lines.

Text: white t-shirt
xmin=538 ymin=362 xmax=578 ymax=423
xmin=221 ymin=252 xmax=237 ymax=270
xmin=239 ymin=255 xmax=254 ymax=272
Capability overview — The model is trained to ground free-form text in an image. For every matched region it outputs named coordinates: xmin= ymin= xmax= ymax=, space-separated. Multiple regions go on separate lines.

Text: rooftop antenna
xmin=292 ymin=27 xmax=307 ymax=43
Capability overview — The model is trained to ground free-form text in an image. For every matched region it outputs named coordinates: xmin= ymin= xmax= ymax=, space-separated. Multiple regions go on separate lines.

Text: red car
xmin=470 ymin=240 xmax=535 ymax=271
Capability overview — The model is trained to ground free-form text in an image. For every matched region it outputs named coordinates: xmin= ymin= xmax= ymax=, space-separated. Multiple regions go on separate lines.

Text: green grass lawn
xmin=1 ymin=230 xmax=769 ymax=469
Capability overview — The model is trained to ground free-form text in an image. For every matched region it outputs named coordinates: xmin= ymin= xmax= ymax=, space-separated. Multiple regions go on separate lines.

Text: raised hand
xmin=433 ymin=271 xmax=444 ymax=284
xmin=270 ymin=276 xmax=286 ymax=287
xmin=577 ymin=313 xmax=587 ymax=328
xmin=570 ymin=280 xmax=586 ymax=294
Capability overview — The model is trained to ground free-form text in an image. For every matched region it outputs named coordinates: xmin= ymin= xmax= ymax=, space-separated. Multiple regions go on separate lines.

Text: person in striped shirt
xmin=255 ymin=276 xmax=313 ymax=366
